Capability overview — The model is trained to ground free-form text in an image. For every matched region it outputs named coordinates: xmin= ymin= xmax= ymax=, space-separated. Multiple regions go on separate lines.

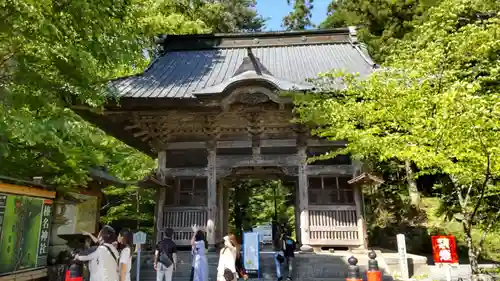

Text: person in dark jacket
xmin=273 ymin=224 xmax=295 ymax=281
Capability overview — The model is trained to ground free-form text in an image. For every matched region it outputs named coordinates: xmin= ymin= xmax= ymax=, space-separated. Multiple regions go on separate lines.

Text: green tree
xmin=320 ymin=0 xmax=441 ymax=62
xmin=282 ymin=0 xmax=315 ymax=30
xmin=0 ymin=0 xmax=267 ymax=228
xmin=293 ymin=0 xmax=500 ymax=273
xmin=229 ymin=180 xmax=295 ymax=239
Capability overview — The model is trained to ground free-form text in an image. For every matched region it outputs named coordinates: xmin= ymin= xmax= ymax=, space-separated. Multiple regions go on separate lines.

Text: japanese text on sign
xmin=38 ymin=203 xmax=52 ymax=256
xmin=431 ymin=235 xmax=459 ymax=264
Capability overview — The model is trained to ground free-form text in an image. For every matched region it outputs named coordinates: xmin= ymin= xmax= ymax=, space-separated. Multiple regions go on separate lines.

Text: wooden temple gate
xmin=74 ymin=28 xmax=376 ymax=250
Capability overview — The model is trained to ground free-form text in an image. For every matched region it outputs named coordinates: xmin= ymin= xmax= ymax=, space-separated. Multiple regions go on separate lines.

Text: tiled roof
xmin=111 ymin=29 xmax=376 ymax=99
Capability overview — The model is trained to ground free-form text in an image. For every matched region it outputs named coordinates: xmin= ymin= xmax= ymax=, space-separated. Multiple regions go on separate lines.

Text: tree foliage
xmin=0 ymin=0 xmax=266 ymax=228
xmin=282 ymin=0 xmax=315 ymax=30
xmin=294 ymin=0 xmax=500 ymax=273
xmin=320 ymin=0 xmax=441 ymax=62
xmin=229 ymin=180 xmax=295 ymax=239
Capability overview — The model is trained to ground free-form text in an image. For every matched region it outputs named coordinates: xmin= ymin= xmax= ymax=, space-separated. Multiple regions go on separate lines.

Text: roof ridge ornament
xmin=232 ymin=48 xmax=272 ymax=77
xmin=348 ymin=26 xmax=358 ymax=44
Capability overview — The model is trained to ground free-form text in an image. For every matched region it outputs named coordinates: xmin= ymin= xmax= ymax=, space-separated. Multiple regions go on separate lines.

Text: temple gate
xmin=75 ymin=28 xmax=376 ymax=250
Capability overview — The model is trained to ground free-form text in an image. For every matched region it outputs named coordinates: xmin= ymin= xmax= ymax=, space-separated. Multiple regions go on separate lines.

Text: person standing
xmin=217 ymin=234 xmax=239 ymax=281
xmin=76 ymin=225 xmax=120 ymax=281
xmin=117 ymin=229 xmax=133 ymax=281
xmin=154 ymin=228 xmax=177 ymax=281
xmin=190 ymin=225 xmax=209 ymax=281
xmin=273 ymin=225 xmax=295 ymax=281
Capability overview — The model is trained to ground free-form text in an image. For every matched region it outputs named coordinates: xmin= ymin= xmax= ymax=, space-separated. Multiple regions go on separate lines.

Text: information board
xmin=243 ymin=232 xmax=260 ymax=274
xmin=0 ymin=193 xmax=53 ymax=276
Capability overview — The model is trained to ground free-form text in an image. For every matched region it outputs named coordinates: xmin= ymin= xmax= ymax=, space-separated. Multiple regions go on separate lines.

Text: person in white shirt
xmin=217 ymin=234 xmax=238 ymax=281
xmin=76 ymin=226 xmax=120 ymax=281
xmin=118 ymin=229 xmax=133 ymax=281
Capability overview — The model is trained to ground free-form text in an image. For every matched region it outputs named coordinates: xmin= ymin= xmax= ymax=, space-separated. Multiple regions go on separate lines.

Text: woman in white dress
xmin=217 ymin=234 xmax=239 ymax=281
xmin=118 ymin=229 xmax=133 ymax=281
xmin=191 ymin=226 xmax=209 ymax=281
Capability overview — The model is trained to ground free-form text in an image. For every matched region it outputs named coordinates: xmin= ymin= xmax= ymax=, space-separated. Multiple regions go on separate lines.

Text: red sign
xmin=431 ymin=235 xmax=459 ymax=264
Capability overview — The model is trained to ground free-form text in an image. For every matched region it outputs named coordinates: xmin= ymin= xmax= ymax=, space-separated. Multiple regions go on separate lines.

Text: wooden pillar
xmin=156 ymin=151 xmax=167 ymax=244
xmin=156 ymin=186 xmax=167 ymax=244
xmin=222 ymin=182 xmax=230 ymax=238
xmin=354 ymin=186 xmax=367 ymax=249
xmin=217 ymin=181 xmax=224 ymax=242
xmin=206 ymin=144 xmax=217 ymax=251
xmin=298 ymin=146 xmax=312 ymax=251
xmin=294 ymin=181 xmax=301 ymax=244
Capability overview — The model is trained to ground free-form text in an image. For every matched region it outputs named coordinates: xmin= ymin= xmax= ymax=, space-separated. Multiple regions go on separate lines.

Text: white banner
xmin=243 ymin=232 xmax=260 ymax=272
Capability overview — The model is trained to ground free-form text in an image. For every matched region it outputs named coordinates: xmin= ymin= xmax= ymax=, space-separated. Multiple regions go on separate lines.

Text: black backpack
xmin=158 ymin=239 xmax=173 ymax=268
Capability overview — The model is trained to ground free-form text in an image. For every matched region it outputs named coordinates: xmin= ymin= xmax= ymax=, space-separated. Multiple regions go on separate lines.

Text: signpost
xmin=243 ymin=232 xmax=260 ymax=278
xmin=396 ymin=234 xmax=409 ymax=280
xmin=431 ymin=235 xmax=459 ymax=281
xmin=133 ymin=231 xmax=147 ymax=281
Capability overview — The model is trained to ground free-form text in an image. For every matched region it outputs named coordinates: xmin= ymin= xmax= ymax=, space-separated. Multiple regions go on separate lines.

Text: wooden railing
xmin=161 ymin=206 xmax=208 ymax=246
xmin=308 ymin=205 xmax=360 ymax=246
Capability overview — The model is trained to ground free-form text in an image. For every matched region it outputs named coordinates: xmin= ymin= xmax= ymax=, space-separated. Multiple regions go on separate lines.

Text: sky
xmin=255 ymin=0 xmax=330 ymax=31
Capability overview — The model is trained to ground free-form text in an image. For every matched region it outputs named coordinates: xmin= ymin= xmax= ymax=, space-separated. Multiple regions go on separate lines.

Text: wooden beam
xmin=306 ymin=165 xmax=354 ymax=176
xmin=133 ymin=131 xmax=148 ymax=138
xmin=160 ymin=138 xmax=346 ymax=150
xmin=216 ymin=154 xmax=301 ymax=167
xmin=308 ymin=205 xmax=356 ymax=211
xmin=0 ymin=183 xmax=56 ymax=199
xmin=260 ymin=138 xmax=296 ymax=147
xmin=124 ymin=124 xmax=141 ymax=131
xmin=160 ymin=168 xmax=208 ymax=177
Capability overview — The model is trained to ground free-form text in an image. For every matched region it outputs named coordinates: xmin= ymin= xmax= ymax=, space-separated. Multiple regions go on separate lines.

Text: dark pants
xmin=190 ymin=266 xmax=194 ymax=281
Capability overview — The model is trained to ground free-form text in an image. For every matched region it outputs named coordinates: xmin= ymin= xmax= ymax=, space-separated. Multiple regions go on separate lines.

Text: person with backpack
xmin=154 ymin=228 xmax=177 ymax=281
xmin=75 ymin=225 xmax=120 ymax=281
xmin=273 ymin=224 xmax=296 ymax=281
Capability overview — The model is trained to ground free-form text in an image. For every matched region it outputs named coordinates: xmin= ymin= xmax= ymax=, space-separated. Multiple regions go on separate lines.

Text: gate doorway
xmin=228 ymin=179 xmax=296 ymax=248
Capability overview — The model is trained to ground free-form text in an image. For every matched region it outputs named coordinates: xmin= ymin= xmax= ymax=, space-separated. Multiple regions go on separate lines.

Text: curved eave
xmin=192 ymin=71 xmax=314 ymax=96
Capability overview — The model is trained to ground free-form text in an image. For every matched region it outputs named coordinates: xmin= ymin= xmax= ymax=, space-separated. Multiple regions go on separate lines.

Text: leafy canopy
xmin=282 ymin=0 xmax=315 ymax=30
xmin=0 ymin=0 xmax=267 ymax=188
xmin=295 ymin=0 xmax=500 ymax=186
xmin=320 ymin=0 xmax=442 ymax=62
xmin=293 ymin=1 xmax=500 ymax=265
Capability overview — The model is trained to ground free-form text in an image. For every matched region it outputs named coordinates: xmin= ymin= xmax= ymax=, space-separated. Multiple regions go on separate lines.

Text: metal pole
xmin=136 ymin=244 xmax=141 ymax=281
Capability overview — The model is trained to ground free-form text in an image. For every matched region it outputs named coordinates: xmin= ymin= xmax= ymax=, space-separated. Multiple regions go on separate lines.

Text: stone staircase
xmin=131 ymin=251 xmax=394 ymax=281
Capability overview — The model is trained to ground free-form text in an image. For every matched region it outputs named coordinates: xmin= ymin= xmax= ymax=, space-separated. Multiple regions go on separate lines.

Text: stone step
xmin=131 ymin=251 xmax=393 ymax=281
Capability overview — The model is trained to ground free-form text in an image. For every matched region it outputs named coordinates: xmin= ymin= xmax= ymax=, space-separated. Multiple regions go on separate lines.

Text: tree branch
xmin=470 ymin=153 xmax=491 ymax=222
xmin=476 ymin=207 xmax=500 ymax=257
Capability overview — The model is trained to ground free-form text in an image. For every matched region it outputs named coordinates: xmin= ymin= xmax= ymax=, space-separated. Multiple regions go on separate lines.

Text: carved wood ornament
xmin=221 ymin=86 xmax=290 ymax=111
